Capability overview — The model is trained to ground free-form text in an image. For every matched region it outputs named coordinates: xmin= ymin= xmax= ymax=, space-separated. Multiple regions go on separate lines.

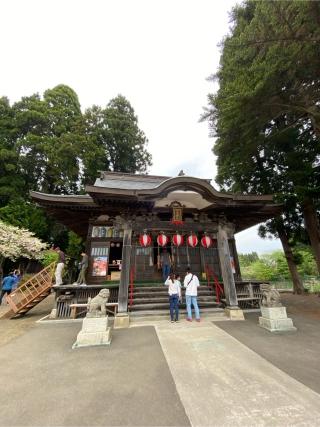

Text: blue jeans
xmin=186 ymin=295 xmax=200 ymax=320
xmin=169 ymin=294 xmax=179 ymax=321
xmin=162 ymin=264 xmax=171 ymax=282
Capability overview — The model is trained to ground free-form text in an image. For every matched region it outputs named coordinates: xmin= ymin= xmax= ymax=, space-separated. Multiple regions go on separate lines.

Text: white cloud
xmin=235 ymin=225 xmax=282 ymax=255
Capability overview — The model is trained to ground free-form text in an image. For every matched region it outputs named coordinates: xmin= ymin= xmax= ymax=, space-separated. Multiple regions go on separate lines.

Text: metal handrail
xmin=205 ymin=264 xmax=224 ymax=304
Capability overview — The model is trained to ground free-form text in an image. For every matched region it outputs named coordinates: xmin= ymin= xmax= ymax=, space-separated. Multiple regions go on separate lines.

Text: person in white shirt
xmin=184 ymin=267 xmax=200 ymax=322
xmin=165 ymin=273 xmax=181 ymax=322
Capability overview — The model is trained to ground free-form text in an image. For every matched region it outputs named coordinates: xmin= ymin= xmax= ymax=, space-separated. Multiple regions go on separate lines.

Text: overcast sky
xmin=0 ymin=0 xmax=282 ymax=254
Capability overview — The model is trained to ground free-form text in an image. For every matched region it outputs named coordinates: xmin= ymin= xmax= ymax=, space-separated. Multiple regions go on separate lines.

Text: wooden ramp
xmin=0 ymin=263 xmax=56 ymax=319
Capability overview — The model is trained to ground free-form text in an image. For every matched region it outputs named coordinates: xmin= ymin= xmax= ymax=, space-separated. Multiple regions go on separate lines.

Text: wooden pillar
xmin=118 ymin=225 xmax=132 ymax=313
xmin=199 ymin=246 xmax=206 ymax=278
xmin=217 ymin=224 xmax=244 ymax=319
xmin=231 ymin=237 xmax=242 ymax=281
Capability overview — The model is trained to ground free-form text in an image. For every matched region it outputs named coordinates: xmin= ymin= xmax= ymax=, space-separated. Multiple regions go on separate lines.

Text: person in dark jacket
xmin=0 ymin=273 xmax=15 ymax=305
xmin=75 ymin=252 xmax=88 ymax=285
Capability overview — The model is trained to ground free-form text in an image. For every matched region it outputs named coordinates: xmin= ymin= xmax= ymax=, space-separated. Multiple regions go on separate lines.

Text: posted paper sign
xmin=92 ymin=256 xmax=108 ymax=276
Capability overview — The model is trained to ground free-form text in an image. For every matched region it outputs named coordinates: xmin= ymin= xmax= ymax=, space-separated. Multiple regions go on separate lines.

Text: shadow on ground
xmin=0 ymin=321 xmax=189 ymax=427
xmin=215 ymin=293 xmax=320 ymax=395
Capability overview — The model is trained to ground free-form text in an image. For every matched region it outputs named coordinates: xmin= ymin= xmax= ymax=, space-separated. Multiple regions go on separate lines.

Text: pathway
xmin=153 ymin=319 xmax=320 ymax=426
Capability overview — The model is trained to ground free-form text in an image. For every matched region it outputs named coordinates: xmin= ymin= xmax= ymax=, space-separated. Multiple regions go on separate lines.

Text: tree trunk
xmin=278 ymin=229 xmax=304 ymax=294
xmin=302 ymin=198 xmax=320 ymax=274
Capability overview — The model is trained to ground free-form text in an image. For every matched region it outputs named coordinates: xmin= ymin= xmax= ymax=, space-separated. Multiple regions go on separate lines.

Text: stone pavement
xmin=1 ymin=295 xmax=320 ymax=426
xmin=154 ymin=320 xmax=320 ymax=426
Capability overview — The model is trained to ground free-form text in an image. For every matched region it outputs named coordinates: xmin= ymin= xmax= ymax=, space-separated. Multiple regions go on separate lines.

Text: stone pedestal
xmin=259 ymin=306 xmax=296 ymax=332
xmin=73 ymin=316 xmax=112 ymax=348
xmin=225 ymin=307 xmax=245 ymax=320
xmin=49 ymin=308 xmax=57 ymax=319
xmin=114 ymin=313 xmax=130 ymax=328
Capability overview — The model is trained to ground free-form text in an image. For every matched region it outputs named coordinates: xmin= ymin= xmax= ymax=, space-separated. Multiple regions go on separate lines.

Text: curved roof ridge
xmin=137 ymin=175 xmax=233 ymax=200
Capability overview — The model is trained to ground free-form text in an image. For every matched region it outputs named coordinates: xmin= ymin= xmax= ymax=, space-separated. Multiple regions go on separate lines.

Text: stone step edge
xmin=129 ymin=307 xmax=225 ymax=316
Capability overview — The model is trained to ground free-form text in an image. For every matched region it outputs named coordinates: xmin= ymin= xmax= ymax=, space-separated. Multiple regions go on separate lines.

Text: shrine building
xmin=31 ymin=171 xmax=282 ymax=324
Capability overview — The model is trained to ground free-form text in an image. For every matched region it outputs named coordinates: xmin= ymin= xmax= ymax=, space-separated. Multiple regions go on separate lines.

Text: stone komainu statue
xmin=87 ymin=288 xmax=110 ymax=317
xmin=260 ymin=283 xmax=282 ymax=307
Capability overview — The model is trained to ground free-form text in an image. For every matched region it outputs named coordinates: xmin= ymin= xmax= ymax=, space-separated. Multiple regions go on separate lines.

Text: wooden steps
xmin=0 ymin=263 xmax=55 ymax=319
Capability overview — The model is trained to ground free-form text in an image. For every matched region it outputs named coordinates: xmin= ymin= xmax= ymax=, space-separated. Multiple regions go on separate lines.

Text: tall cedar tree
xmin=0 ymin=86 xmax=152 ymax=251
xmin=203 ymin=0 xmax=320 ymax=290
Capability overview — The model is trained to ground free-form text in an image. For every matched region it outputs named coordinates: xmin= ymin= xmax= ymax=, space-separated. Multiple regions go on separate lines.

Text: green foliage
xmin=82 ymin=95 xmax=152 ymax=185
xmin=238 ymin=252 xmax=259 ymax=267
xmin=66 ymin=231 xmax=84 ymax=259
xmin=241 ymin=259 xmax=276 ymax=281
xmin=240 ymin=247 xmax=318 ymax=280
xmin=240 ymin=251 xmax=289 ymax=280
xmin=0 ymin=97 xmax=24 ymax=206
xmin=39 ymin=249 xmax=58 ymax=267
xmin=293 ymin=245 xmax=318 ymax=276
xmin=0 ymin=198 xmax=49 ymax=240
xmin=203 ymin=0 xmax=320 ymax=278
xmin=0 ymin=85 xmax=152 ymax=249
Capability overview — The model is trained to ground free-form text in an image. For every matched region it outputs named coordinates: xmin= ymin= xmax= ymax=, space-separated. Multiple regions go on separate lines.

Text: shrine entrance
xmin=31 ymin=171 xmax=282 ymax=317
xmin=132 ymin=234 xmax=221 ymax=283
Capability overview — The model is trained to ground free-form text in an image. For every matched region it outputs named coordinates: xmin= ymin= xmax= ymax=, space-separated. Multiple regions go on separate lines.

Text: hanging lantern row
xmin=139 ymin=233 xmax=152 ymax=247
xmin=139 ymin=232 xmax=215 ymax=248
xmin=172 ymin=233 xmax=184 ymax=247
xmin=157 ymin=233 xmax=169 ymax=247
xmin=201 ymin=235 xmax=213 ymax=248
xmin=187 ymin=234 xmax=198 ymax=248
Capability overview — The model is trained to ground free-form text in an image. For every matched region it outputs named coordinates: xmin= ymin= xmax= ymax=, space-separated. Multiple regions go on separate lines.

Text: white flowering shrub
xmin=0 ymin=221 xmax=48 ymax=273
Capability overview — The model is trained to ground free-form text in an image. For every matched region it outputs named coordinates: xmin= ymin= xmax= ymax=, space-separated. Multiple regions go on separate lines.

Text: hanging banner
xmin=187 ymin=234 xmax=198 ymax=247
xmin=172 ymin=233 xmax=184 ymax=247
xmin=157 ymin=233 xmax=169 ymax=247
xmin=201 ymin=235 xmax=212 ymax=248
xmin=139 ymin=233 xmax=152 ymax=247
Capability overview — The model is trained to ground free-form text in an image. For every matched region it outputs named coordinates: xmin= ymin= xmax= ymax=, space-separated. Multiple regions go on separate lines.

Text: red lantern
xmin=139 ymin=233 xmax=152 ymax=247
xmin=201 ymin=235 xmax=212 ymax=248
xmin=157 ymin=234 xmax=169 ymax=247
xmin=187 ymin=234 xmax=198 ymax=247
xmin=172 ymin=233 xmax=184 ymax=247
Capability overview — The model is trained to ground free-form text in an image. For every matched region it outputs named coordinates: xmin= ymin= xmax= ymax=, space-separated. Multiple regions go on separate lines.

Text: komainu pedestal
xmin=259 ymin=306 xmax=296 ymax=332
xmin=73 ymin=316 xmax=112 ymax=348
xmin=258 ymin=284 xmax=296 ymax=332
xmin=72 ymin=289 xmax=112 ymax=348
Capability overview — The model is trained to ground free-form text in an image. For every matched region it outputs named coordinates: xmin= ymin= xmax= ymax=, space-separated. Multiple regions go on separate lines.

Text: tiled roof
xmin=94 ymin=171 xmax=210 ymax=190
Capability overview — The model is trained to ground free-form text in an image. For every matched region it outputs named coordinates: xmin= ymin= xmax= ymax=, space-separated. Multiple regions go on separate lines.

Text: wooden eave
xmin=30 ymin=177 xmax=282 ymax=236
xmin=30 ymin=191 xmax=97 ymax=208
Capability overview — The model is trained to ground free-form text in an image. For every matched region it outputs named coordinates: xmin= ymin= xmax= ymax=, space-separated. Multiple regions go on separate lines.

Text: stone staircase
xmin=128 ymin=284 xmax=223 ymax=319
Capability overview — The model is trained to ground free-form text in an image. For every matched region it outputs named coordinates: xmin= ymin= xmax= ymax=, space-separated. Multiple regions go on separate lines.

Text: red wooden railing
xmin=129 ymin=266 xmax=135 ymax=308
xmin=205 ymin=265 xmax=224 ymax=304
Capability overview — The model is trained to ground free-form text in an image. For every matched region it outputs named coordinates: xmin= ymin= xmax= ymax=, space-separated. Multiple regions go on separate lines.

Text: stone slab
xmin=81 ymin=316 xmax=109 ymax=333
xmin=156 ymin=321 xmax=320 ymax=426
xmin=259 ymin=316 xmax=297 ymax=332
xmin=73 ymin=327 xmax=112 ymax=348
xmin=224 ymin=307 xmax=245 ymax=320
xmin=114 ymin=313 xmax=130 ymax=328
xmin=261 ymin=306 xmax=288 ymax=319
